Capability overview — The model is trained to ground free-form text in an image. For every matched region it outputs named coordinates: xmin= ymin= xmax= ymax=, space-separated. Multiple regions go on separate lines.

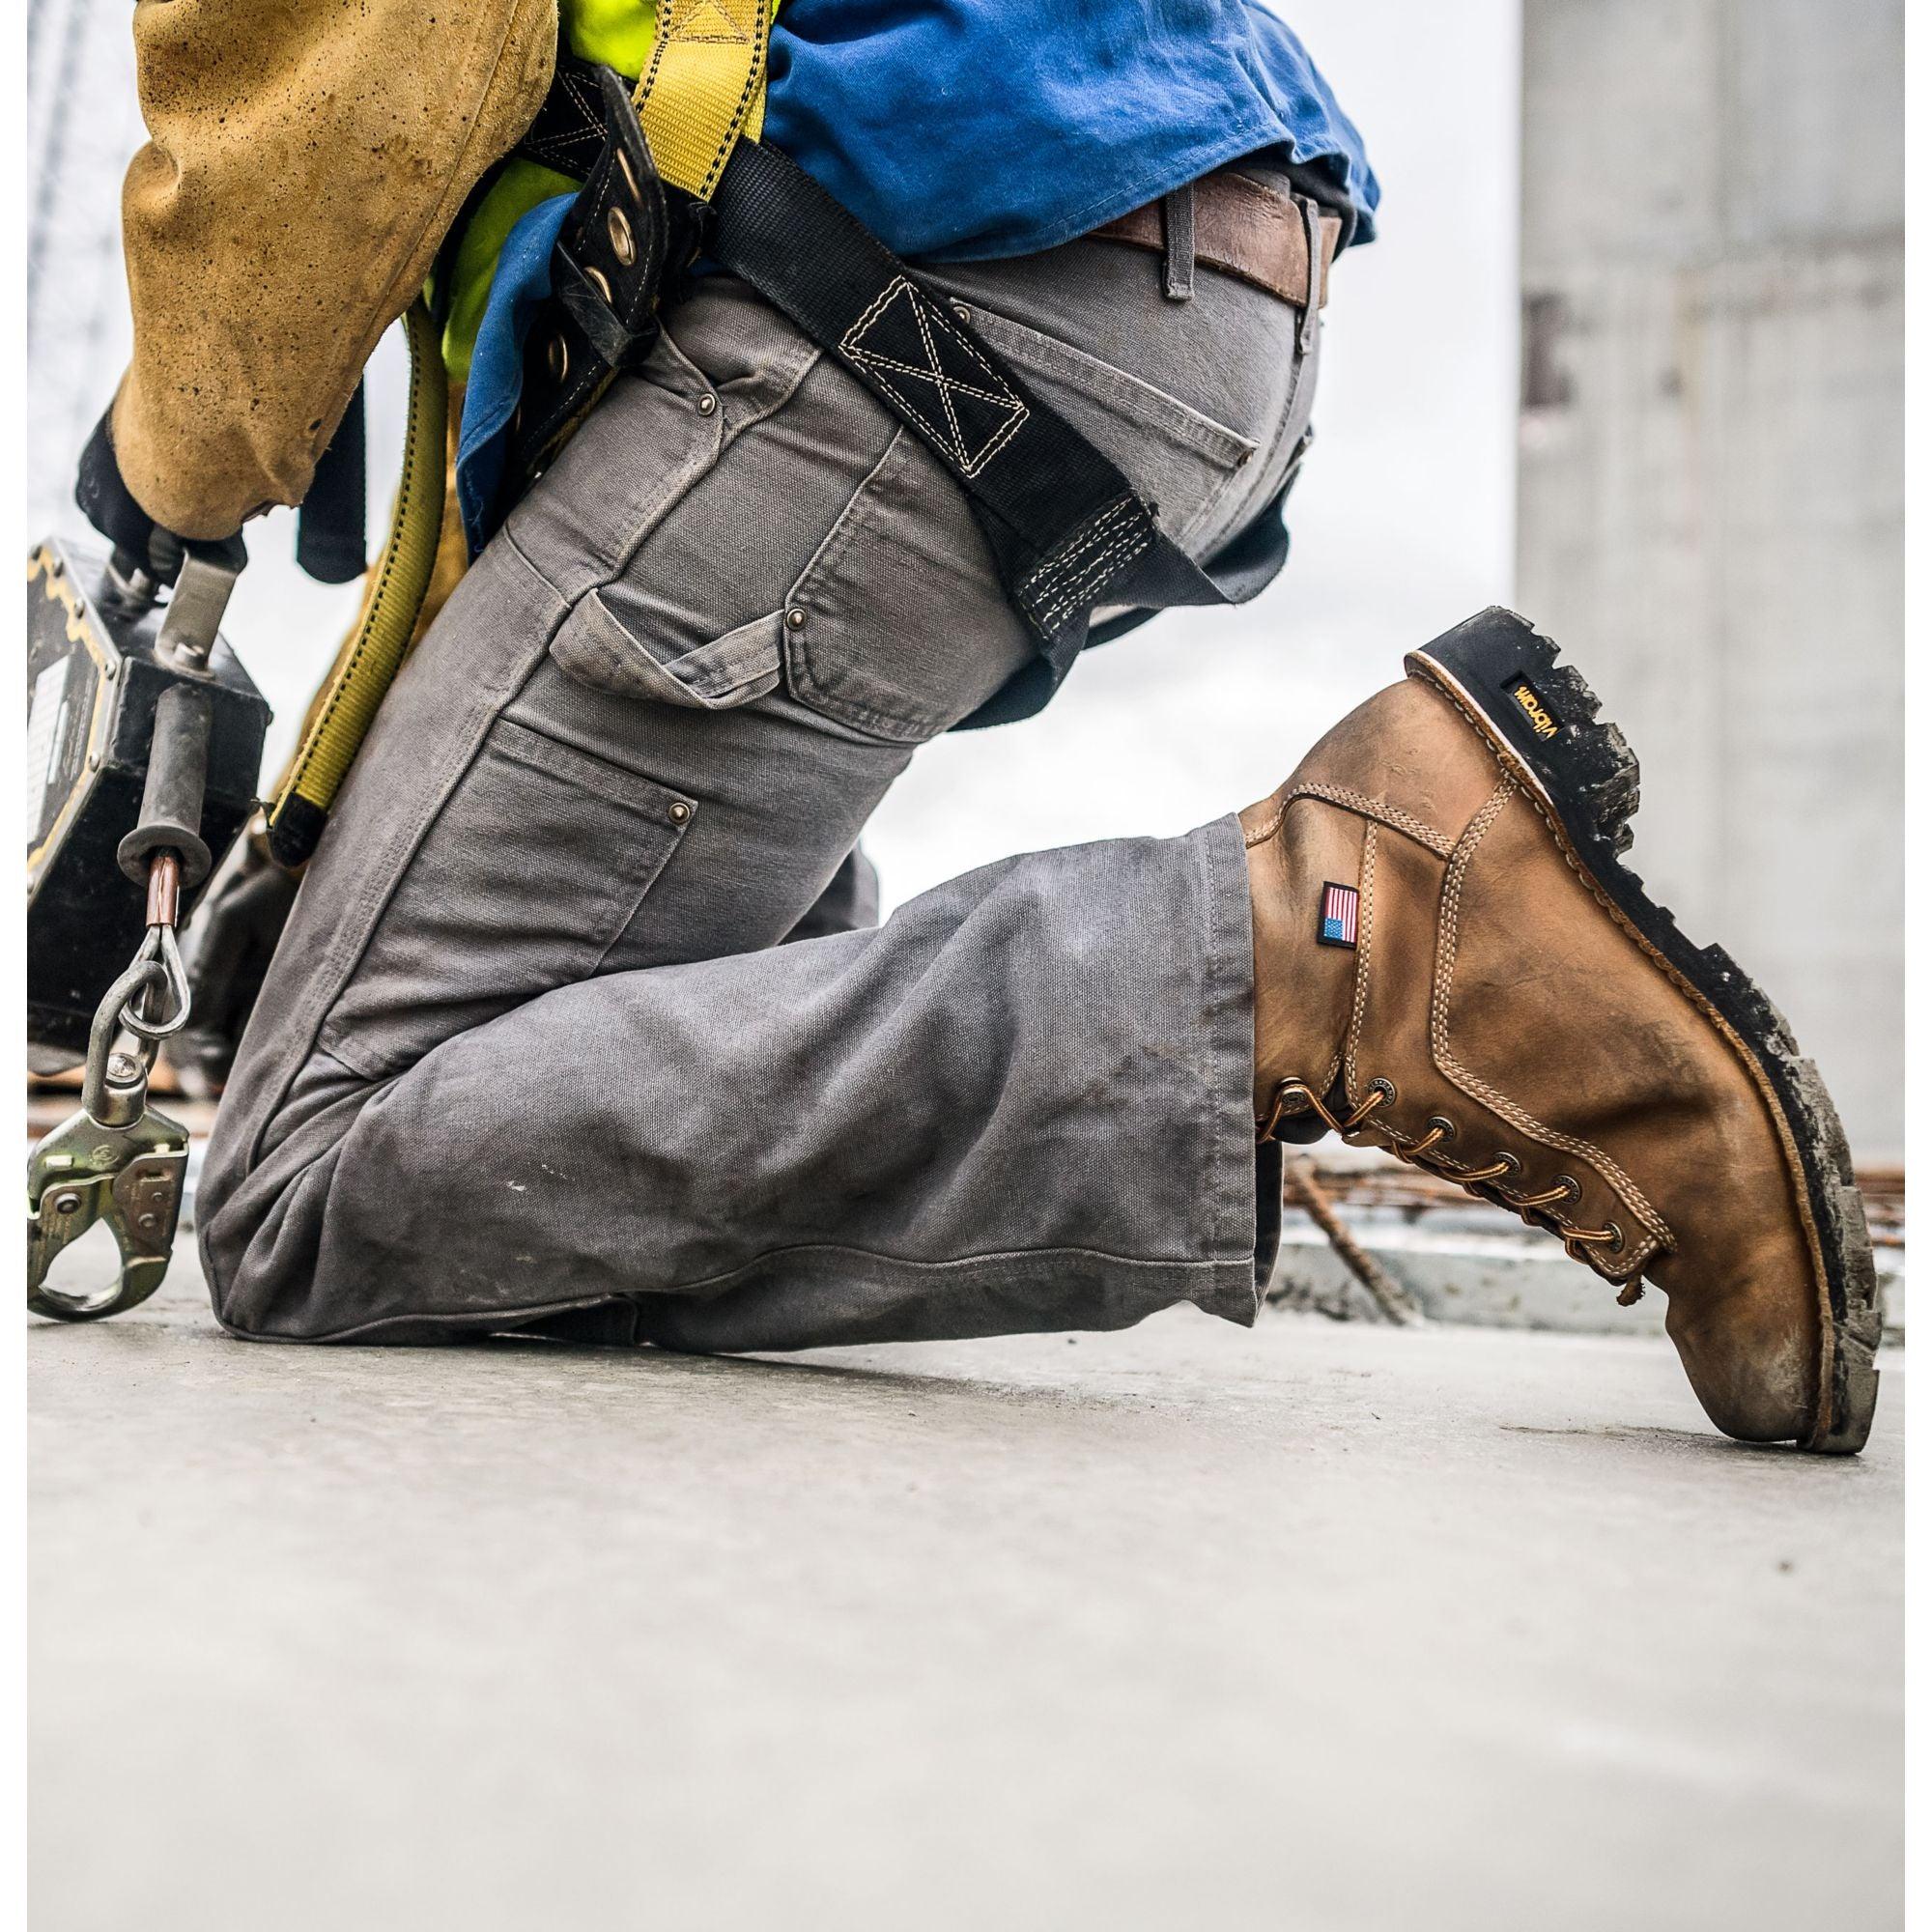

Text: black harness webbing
xmin=706 ymin=139 xmax=1286 ymax=722
xmin=510 ymin=58 xmax=1295 ymax=724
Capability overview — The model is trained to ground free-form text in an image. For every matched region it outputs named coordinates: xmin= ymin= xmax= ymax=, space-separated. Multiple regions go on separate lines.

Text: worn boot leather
xmin=1244 ymin=610 xmax=1881 ymax=1454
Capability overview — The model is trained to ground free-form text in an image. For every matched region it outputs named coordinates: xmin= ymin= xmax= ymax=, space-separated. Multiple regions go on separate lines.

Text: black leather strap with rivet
xmin=502 ymin=64 xmax=680 ymax=513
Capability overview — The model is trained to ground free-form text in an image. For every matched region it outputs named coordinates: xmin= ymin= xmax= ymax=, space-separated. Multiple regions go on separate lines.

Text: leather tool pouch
xmin=501 ymin=64 xmax=695 ymax=518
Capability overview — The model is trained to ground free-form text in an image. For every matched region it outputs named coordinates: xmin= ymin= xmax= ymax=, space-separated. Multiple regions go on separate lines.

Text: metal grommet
xmin=950 ymin=300 xmax=971 ymax=323
xmin=668 ymin=800 xmax=692 ymax=826
xmin=608 ymin=206 xmax=637 ymax=268
xmin=547 ymin=334 xmax=569 ymax=383
xmin=1426 ymin=1115 xmax=1457 ymax=1143
xmin=616 ymin=147 xmax=640 ymax=203
xmin=696 ymin=392 xmax=718 ymax=416
xmin=1368 ymin=1076 xmax=1399 ymax=1106
xmin=785 ymin=607 xmax=807 ymax=631
xmin=1604 ymin=1221 xmax=1625 ymax=1254
xmin=585 ymin=265 xmax=612 ymax=304
xmin=1554 ymin=1174 xmax=1581 ymax=1203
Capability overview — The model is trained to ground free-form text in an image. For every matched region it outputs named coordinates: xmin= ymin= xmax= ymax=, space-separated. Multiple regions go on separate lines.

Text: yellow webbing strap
xmin=635 ymin=0 xmax=771 ymax=198
xmin=265 ymin=298 xmax=447 ymax=865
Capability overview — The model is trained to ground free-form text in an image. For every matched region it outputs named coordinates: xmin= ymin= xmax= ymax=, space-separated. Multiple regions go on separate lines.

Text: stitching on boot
xmin=1341 ymin=821 xmax=1377 ymax=1102
xmin=1243 ymin=782 xmax=1455 ymax=857
xmin=1430 ymin=779 xmax=1673 ymax=1268
xmin=1416 ymin=660 xmax=1839 ymax=1417
xmin=1422 ymin=657 xmax=1839 ymax=1430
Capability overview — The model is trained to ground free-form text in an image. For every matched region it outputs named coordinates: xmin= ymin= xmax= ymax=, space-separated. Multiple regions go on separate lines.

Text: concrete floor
xmin=31 ymin=1258 xmax=1903 ymax=1931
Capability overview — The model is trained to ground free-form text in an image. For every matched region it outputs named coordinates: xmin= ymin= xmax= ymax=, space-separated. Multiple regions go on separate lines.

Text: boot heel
xmin=1407 ymin=608 xmax=1880 ymax=1455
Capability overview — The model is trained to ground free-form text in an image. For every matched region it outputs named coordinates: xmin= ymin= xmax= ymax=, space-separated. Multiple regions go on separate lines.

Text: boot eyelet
xmin=1604 ymin=1222 xmax=1625 ymax=1253
xmin=1491 ymin=1151 xmax=1520 ymax=1178
xmin=1426 ymin=1115 xmax=1457 ymax=1143
xmin=1342 ymin=1077 xmax=1398 ymax=1137
xmin=1554 ymin=1174 xmax=1581 ymax=1203
xmin=1273 ymin=1079 xmax=1316 ymax=1118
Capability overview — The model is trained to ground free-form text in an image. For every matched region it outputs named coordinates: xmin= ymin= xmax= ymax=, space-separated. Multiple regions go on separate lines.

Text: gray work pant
xmin=197 ymin=223 xmax=1320 ymax=1348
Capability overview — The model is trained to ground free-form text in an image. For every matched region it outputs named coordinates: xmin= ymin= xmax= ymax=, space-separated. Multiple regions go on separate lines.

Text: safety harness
xmin=704 ymin=138 xmax=1300 ymax=725
xmin=268 ymin=0 xmax=1307 ymax=859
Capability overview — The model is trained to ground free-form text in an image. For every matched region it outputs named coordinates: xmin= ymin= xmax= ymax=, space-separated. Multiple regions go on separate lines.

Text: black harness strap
xmin=500 ymin=60 xmax=1293 ymax=715
xmin=707 ymin=139 xmax=1282 ymax=710
xmin=506 ymin=66 xmax=680 ymax=498
xmin=514 ymin=49 xmax=615 ymax=181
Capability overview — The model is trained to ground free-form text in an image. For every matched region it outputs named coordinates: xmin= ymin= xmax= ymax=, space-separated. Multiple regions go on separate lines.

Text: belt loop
xmin=1161 ymin=185 xmax=1195 ymax=301
xmin=1297 ymin=195 xmax=1323 ymax=355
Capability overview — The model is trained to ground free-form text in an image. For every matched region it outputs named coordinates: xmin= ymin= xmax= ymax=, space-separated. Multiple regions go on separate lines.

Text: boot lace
xmin=1259 ymin=1076 xmax=1636 ymax=1292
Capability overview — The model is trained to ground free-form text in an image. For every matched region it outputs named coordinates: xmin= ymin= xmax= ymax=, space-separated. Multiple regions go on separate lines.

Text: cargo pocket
xmin=780 ymin=425 xmax=1036 ymax=744
xmin=318 ymin=717 xmax=696 ymax=1081
xmin=551 ymin=589 xmax=783 ymax=710
xmin=778 ymin=296 xmax=1267 ymax=742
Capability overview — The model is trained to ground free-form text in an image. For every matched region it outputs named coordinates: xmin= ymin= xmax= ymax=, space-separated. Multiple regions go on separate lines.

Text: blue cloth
xmin=765 ymin=0 xmax=1378 ymax=259
xmin=458 ymin=192 xmax=574 ymax=554
xmin=458 ymin=3 xmax=1376 ymax=553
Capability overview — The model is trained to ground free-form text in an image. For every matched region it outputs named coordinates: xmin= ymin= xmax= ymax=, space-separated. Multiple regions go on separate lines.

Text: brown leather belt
xmin=1092 ymin=168 xmax=1343 ymax=309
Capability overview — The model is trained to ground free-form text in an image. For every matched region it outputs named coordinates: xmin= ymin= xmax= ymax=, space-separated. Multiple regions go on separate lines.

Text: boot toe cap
xmin=1662 ymin=1286 xmax=1819 ymax=1444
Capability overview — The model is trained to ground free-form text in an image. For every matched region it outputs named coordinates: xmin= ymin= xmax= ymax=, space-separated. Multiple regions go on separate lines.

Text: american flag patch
xmin=1318 ymin=881 xmax=1359 ymax=949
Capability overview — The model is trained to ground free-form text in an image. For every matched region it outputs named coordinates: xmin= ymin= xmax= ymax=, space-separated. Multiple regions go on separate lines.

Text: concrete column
xmin=1517 ymin=0 xmax=1903 ymax=1158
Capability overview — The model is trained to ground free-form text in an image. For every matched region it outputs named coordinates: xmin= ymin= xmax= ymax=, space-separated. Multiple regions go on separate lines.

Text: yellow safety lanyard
xmin=638 ymin=0 xmax=771 ymax=197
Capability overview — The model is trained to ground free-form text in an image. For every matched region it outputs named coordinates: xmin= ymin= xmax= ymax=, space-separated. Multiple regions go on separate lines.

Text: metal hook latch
xmin=27 ymin=1098 xmax=188 ymax=1322
xmin=27 ymin=855 xmax=195 ymax=1322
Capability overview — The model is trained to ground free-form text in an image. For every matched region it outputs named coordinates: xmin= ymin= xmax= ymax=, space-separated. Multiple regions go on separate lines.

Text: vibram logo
xmin=1508 ymin=678 xmax=1560 ymax=739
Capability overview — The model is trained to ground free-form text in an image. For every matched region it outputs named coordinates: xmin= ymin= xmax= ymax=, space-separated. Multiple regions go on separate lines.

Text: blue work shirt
xmin=764 ymin=0 xmax=1378 ymax=260
xmin=460 ymin=1 xmax=1378 ymax=551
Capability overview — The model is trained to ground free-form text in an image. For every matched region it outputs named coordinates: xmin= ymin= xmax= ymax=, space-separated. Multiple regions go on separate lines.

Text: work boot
xmin=1243 ymin=609 xmax=1881 ymax=1453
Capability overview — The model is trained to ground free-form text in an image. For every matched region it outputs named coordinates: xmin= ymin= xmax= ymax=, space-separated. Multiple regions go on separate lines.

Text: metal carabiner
xmin=26 ymin=942 xmax=191 ymax=1323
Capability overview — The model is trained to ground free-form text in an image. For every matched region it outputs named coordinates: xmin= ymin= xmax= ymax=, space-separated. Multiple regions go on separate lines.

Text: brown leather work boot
xmin=1244 ymin=610 xmax=1881 ymax=1453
